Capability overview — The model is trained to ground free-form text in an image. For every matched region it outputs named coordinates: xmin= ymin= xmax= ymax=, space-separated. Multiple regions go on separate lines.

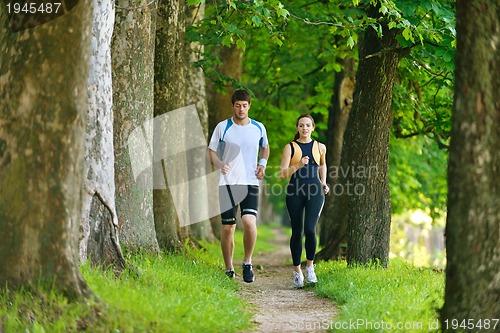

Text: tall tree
xmin=112 ymin=0 xmax=160 ymax=253
xmin=343 ymin=4 xmax=402 ymax=267
xmin=186 ymin=2 xmax=216 ymax=242
xmin=441 ymin=0 xmax=499 ymax=326
xmin=154 ymin=0 xmax=192 ymax=250
xmin=81 ymin=0 xmax=125 ymax=269
xmin=0 ymin=1 xmax=94 ymax=297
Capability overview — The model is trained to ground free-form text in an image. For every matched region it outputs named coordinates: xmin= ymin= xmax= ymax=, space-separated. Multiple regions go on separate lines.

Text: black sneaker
xmin=225 ymin=269 xmax=235 ymax=279
xmin=242 ymin=263 xmax=254 ymax=283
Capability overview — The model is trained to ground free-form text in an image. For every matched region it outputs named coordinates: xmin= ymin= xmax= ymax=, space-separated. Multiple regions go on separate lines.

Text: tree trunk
xmin=345 ymin=7 xmax=401 ymax=267
xmin=206 ymin=44 xmax=243 ymax=238
xmin=441 ymin=0 xmax=499 ymax=327
xmin=317 ymin=57 xmax=356 ymax=260
xmin=112 ymin=0 xmax=160 ymax=253
xmin=207 ymin=44 xmax=243 ymax=129
xmin=0 ymin=1 xmax=94 ymax=298
xmin=186 ymin=3 xmax=216 ymax=242
xmin=79 ymin=0 xmax=125 ymax=270
xmin=154 ymin=0 xmax=192 ymax=251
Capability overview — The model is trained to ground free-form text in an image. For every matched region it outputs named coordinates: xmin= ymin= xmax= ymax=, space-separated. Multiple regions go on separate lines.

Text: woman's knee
xmin=304 ymin=227 xmax=316 ymax=239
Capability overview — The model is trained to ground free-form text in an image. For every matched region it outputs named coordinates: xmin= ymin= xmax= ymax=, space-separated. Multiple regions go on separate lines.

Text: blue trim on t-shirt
xmin=218 ymin=118 xmax=234 ymax=159
xmin=251 ymin=119 xmax=265 ymax=147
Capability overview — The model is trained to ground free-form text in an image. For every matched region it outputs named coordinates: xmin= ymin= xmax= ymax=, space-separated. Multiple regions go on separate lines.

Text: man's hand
xmin=255 ymin=165 xmax=266 ymax=180
xmin=221 ymin=163 xmax=231 ymax=175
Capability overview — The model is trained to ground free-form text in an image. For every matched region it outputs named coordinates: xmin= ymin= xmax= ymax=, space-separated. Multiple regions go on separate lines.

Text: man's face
xmin=232 ymin=100 xmax=251 ymax=120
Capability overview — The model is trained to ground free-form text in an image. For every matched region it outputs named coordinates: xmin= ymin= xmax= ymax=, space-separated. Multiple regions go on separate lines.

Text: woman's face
xmin=296 ymin=117 xmax=314 ymax=138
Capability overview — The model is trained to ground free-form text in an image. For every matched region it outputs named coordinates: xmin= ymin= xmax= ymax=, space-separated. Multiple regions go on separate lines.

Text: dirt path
xmin=238 ymin=227 xmax=339 ymax=333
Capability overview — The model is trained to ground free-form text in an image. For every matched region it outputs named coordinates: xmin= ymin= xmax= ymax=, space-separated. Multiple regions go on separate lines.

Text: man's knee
xmin=241 ymin=214 xmax=257 ymax=225
xmin=221 ymin=224 xmax=236 ymax=236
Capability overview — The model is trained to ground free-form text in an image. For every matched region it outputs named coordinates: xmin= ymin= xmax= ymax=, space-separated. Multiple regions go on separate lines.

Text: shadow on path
xmin=238 ymin=225 xmax=339 ymax=333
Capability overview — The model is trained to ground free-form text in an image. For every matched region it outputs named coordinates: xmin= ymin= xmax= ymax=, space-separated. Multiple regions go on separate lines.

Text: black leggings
xmin=286 ymin=182 xmax=325 ymax=266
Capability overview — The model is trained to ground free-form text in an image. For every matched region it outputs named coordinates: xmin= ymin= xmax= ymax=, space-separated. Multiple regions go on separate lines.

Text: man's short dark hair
xmin=231 ymin=89 xmax=252 ymax=105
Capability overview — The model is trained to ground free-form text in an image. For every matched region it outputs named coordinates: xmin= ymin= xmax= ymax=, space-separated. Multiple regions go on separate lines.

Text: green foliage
xmin=315 ymin=259 xmax=444 ymax=332
xmin=191 ymin=0 xmax=455 ymax=218
xmin=186 ymin=0 xmax=290 ymax=89
xmin=389 ymin=133 xmax=448 ymax=221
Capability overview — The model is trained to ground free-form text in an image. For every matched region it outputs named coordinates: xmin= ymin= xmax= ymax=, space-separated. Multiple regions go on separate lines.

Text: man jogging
xmin=207 ymin=89 xmax=270 ymax=283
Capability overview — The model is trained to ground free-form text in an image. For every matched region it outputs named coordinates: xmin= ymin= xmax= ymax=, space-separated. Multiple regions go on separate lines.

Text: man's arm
xmin=260 ymin=145 xmax=270 ymax=161
xmin=255 ymin=145 xmax=270 ymax=180
xmin=207 ymin=148 xmax=222 ymax=168
xmin=208 ymin=148 xmax=231 ymax=175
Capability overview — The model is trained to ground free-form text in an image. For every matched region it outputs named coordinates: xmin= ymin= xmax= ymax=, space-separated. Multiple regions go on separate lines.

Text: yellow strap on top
xmin=289 ymin=141 xmax=302 ymax=167
xmin=312 ymin=141 xmax=321 ymax=165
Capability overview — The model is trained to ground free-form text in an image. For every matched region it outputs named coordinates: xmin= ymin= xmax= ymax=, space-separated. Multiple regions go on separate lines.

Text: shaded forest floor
xmin=238 ymin=227 xmax=338 ymax=332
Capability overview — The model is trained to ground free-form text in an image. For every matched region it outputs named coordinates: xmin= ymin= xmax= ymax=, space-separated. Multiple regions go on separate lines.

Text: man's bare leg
xmin=242 ymin=214 xmax=257 ymax=263
xmin=221 ymin=224 xmax=236 ymax=270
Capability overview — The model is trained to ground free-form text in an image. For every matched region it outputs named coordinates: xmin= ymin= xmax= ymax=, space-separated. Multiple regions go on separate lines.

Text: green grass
xmin=315 ymin=259 xmax=444 ymax=332
xmin=0 ymin=225 xmax=446 ymax=333
xmin=0 ymin=250 xmax=252 ymax=333
xmin=0 ymin=223 xmax=278 ymax=333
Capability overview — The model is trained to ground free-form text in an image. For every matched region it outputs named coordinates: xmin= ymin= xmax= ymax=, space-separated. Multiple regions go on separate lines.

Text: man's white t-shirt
xmin=208 ymin=117 xmax=268 ymax=186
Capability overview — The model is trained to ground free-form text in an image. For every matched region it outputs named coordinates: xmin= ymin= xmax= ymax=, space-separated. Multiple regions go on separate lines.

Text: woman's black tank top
xmin=290 ymin=140 xmax=320 ymax=185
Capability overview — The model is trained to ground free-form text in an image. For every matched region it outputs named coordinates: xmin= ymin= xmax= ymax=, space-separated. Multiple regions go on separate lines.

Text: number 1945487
xmin=6 ymin=2 xmax=62 ymax=14
xmin=443 ymin=318 xmax=499 ymax=331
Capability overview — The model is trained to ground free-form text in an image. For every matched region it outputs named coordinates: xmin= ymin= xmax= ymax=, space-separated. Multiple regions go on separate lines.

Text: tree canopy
xmin=188 ymin=0 xmax=455 ymax=220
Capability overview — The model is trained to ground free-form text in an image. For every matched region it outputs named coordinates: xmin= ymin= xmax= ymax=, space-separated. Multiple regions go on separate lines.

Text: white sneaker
xmin=305 ymin=265 xmax=317 ymax=284
xmin=293 ymin=271 xmax=304 ymax=288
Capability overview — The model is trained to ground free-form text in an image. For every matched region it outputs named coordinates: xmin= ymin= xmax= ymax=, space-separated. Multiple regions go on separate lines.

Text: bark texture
xmin=112 ymin=0 xmax=159 ymax=253
xmin=186 ymin=3 xmax=215 ymax=242
xmin=154 ymin=0 xmax=192 ymax=251
xmin=345 ymin=7 xmax=401 ymax=267
xmin=207 ymin=45 xmax=243 ymax=131
xmin=0 ymin=1 xmax=93 ymax=298
xmin=441 ymin=0 xmax=499 ymax=327
xmin=80 ymin=0 xmax=125 ymax=269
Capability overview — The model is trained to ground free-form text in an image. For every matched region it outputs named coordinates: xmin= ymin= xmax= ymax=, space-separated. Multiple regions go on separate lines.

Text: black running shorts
xmin=219 ymin=185 xmax=259 ymax=225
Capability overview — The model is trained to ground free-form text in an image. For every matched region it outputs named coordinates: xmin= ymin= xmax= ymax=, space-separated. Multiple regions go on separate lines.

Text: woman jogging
xmin=280 ymin=114 xmax=329 ymax=288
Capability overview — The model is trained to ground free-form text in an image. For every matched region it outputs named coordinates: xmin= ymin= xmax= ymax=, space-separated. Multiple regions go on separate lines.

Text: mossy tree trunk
xmin=344 ymin=6 xmax=403 ymax=267
xmin=441 ymin=0 xmax=499 ymax=327
xmin=207 ymin=45 xmax=243 ymax=131
xmin=0 ymin=1 xmax=94 ymax=298
xmin=154 ymin=0 xmax=193 ymax=251
xmin=186 ymin=2 xmax=216 ymax=242
xmin=112 ymin=0 xmax=160 ymax=253
xmin=81 ymin=0 xmax=125 ymax=270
